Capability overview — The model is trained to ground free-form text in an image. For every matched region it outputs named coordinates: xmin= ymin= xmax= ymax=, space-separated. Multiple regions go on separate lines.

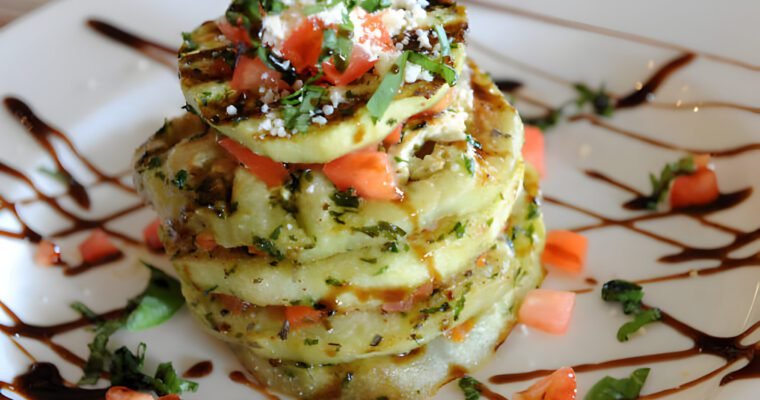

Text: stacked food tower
xmin=134 ymin=1 xmax=545 ymax=398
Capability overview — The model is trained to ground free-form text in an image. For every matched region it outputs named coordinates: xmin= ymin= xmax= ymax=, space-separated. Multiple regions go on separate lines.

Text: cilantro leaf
xmin=110 ymin=343 xmax=198 ymax=396
xmin=252 ymin=236 xmax=284 ymax=260
xmin=408 ymin=52 xmax=458 ymax=86
xmin=458 ymin=376 xmax=482 ymax=400
xmin=368 ymin=51 xmax=410 ymax=122
xmin=331 ymin=188 xmax=360 ymax=208
xmin=125 ymin=263 xmax=185 ymax=331
xmin=450 ymin=221 xmax=466 ymax=239
xmin=574 ymin=83 xmax=614 ymax=117
xmin=585 ymin=368 xmax=650 ymax=400
xmin=617 ymin=308 xmax=661 ymax=342
xmin=352 ymin=221 xmax=407 ymax=239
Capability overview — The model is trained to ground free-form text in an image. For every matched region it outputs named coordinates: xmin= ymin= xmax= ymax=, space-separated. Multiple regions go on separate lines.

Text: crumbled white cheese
xmin=404 ymin=62 xmax=432 ymax=83
xmin=312 ymin=116 xmax=328 ymax=125
xmin=314 ymin=2 xmax=347 ymax=26
xmin=261 ymin=104 xmax=270 ymax=113
xmin=329 ymin=87 xmax=347 ymax=107
xmin=381 ymin=9 xmax=408 ymax=36
xmin=322 ymin=105 xmax=335 ymax=115
xmin=226 ymin=105 xmax=238 ymax=116
xmin=416 ymin=29 xmax=431 ymax=49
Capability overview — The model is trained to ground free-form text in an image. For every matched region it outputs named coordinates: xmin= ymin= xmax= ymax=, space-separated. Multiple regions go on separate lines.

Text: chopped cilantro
xmin=110 ymin=343 xmax=198 ymax=396
xmin=453 ymin=293 xmax=466 ymax=321
xmin=585 ymin=368 xmax=650 ymax=400
xmin=360 ymin=257 xmax=378 ymax=264
xmin=465 ymin=134 xmax=482 ymax=150
xmin=181 ymin=32 xmax=198 ymax=52
xmin=270 ymin=225 xmax=283 ymax=240
xmin=617 ymin=308 xmax=661 ymax=342
xmin=304 ymin=338 xmax=319 ymax=346
xmin=421 ymin=302 xmax=450 ymax=314
xmin=574 ymin=83 xmax=614 ymax=117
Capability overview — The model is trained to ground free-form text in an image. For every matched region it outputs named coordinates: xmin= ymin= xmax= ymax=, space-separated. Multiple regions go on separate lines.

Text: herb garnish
xmin=352 ymin=221 xmax=407 ymax=240
xmin=109 ymin=343 xmax=198 ymax=396
xmin=360 ymin=0 xmax=391 ymax=13
xmin=38 ymin=166 xmax=72 ymax=185
xmin=450 ymin=221 xmax=466 ymax=239
xmin=462 ymin=155 xmax=475 ymax=176
xmin=171 ymin=170 xmax=189 ymax=190
xmin=304 ymin=338 xmax=319 ymax=346
xmin=281 ymin=83 xmax=327 ymax=133
xmin=76 ymin=263 xmax=188 ymax=393
xmin=434 ymin=24 xmax=451 ymax=57
xmin=585 ymin=368 xmax=650 ymax=400
xmin=373 ymin=265 xmax=389 ymax=276
xmin=325 ymin=277 xmax=347 ymax=287
xmin=331 ymin=188 xmax=360 ymax=208
xmin=252 ymin=236 xmax=284 ymax=260
xmin=181 ymin=32 xmax=198 ymax=52
xmin=601 ymin=280 xmax=662 ymax=341
xmin=368 ymin=51 xmax=410 ymax=122
xmin=458 ymin=376 xmax=483 ymax=400
xmin=408 ymin=52 xmax=457 ymax=86
xmin=421 ymin=302 xmax=450 ymax=314
xmin=574 ymin=83 xmax=614 ymax=117
xmin=644 ymin=155 xmax=696 ymax=209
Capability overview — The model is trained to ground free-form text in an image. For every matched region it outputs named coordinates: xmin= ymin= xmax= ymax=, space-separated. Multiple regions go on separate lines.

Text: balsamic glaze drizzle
xmin=0 ymin=12 xmax=758 ymax=400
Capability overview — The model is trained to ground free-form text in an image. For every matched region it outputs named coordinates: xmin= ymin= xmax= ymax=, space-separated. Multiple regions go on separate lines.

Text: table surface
xmin=0 ymin=0 xmax=49 ymax=28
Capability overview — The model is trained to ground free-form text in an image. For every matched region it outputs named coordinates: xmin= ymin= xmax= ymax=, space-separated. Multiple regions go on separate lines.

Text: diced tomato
xmin=381 ymin=281 xmax=434 ymax=313
xmin=669 ymin=167 xmax=719 ymax=209
xmin=79 ymin=229 xmax=121 ymax=264
xmin=195 ymin=232 xmax=217 ymax=252
xmin=383 ymin=124 xmax=403 ymax=146
xmin=323 ymin=45 xmax=377 ymax=86
xmin=142 ymin=218 xmax=163 ymax=252
xmin=213 ymin=293 xmax=251 ymax=315
xmin=105 ymin=387 xmax=153 ymax=400
xmin=359 ymin=12 xmax=394 ymax=51
xmin=284 ymin=306 xmax=323 ymax=330
xmin=513 ymin=367 xmax=577 ymax=400
xmin=281 ymin=18 xmax=324 ymax=73
xmin=218 ymin=138 xmax=289 ymax=188
xmin=518 ymin=289 xmax=575 ymax=335
xmin=692 ymin=153 xmax=712 ymax=170
xmin=446 ymin=319 xmax=475 ymax=343
xmin=476 ymin=253 xmax=489 ymax=268
xmin=35 ymin=240 xmax=61 ymax=266
xmin=230 ymin=56 xmax=290 ymax=92
xmin=323 ymin=149 xmax=401 ymax=200
xmin=413 ymin=89 xmax=454 ymax=118
xmin=158 ymin=396 xmax=181 ymax=400
xmin=542 ymin=230 xmax=588 ymax=274
xmin=217 ymin=18 xmax=253 ymax=45
xmin=522 ymin=125 xmax=545 ymax=178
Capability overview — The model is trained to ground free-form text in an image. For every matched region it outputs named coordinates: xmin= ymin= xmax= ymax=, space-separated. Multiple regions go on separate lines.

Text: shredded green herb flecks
xmin=421 ymin=302 xmax=450 ymax=314
xmin=462 ymin=155 xmax=475 ymax=176
xmin=304 ymin=338 xmax=319 ymax=346
xmin=585 ymin=368 xmax=650 ymax=400
xmin=352 ymin=221 xmax=407 ymax=240
xmin=325 ymin=277 xmax=346 ymax=287
xmin=450 ymin=221 xmax=466 ymax=239
xmin=331 ymin=188 xmax=360 ymax=208
xmin=458 ymin=376 xmax=482 ymax=400
xmin=360 ymin=0 xmax=391 ymax=12
xmin=77 ymin=263 xmax=188 ymax=392
xmin=252 ymin=236 xmax=284 ymax=260
xmin=644 ymin=155 xmax=696 ymax=209
xmin=465 ymin=134 xmax=482 ymax=150
xmin=181 ymin=32 xmax=198 ymax=52
xmin=171 ymin=170 xmax=189 ymax=190
xmin=574 ymin=83 xmax=614 ymax=117
xmin=453 ymin=294 xmax=466 ymax=321
xmin=360 ymin=257 xmax=377 ymax=264
xmin=269 ymin=225 xmax=283 ymax=240
xmin=601 ymin=280 xmax=661 ymax=342
xmin=38 ymin=166 xmax=72 ymax=185
xmin=373 ymin=265 xmax=389 ymax=276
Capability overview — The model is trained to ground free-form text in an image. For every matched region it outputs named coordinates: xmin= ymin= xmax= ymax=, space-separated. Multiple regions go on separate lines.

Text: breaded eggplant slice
xmin=178 ymin=5 xmax=468 ymax=163
xmin=177 ymin=169 xmax=544 ymax=365
xmin=134 ymin=63 xmax=524 ymax=266
xmin=229 ymin=214 xmax=543 ymax=400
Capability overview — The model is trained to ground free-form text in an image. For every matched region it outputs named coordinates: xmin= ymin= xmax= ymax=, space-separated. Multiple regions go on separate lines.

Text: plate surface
xmin=1 ymin=0 xmax=759 ymax=399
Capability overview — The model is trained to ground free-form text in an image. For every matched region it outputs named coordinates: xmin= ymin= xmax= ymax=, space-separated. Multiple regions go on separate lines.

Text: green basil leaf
xmin=368 ymin=51 xmax=410 ymax=122
xmin=617 ymin=308 xmax=661 ymax=342
xmin=434 ymin=24 xmax=451 ymax=57
xmin=78 ymin=319 xmax=125 ymax=385
xmin=601 ymin=280 xmax=644 ymax=315
xmin=458 ymin=376 xmax=482 ymax=400
xmin=125 ymin=263 xmax=185 ymax=331
xmin=408 ymin=52 xmax=458 ymax=86
xmin=360 ymin=0 xmax=391 ymax=12
xmin=585 ymin=368 xmax=650 ymax=400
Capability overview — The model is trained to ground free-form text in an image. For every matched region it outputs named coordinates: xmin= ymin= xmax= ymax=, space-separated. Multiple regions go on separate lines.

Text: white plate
xmin=1 ymin=0 xmax=758 ymax=399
